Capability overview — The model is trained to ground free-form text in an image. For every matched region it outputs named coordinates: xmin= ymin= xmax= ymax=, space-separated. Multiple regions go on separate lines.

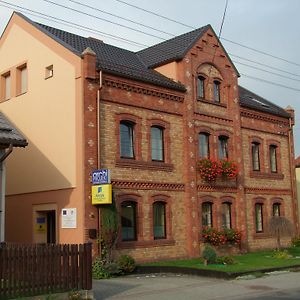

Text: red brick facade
xmin=81 ymin=29 xmax=299 ymax=262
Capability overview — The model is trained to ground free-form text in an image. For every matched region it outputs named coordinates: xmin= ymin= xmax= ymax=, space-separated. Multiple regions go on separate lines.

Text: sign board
xmin=61 ymin=208 xmax=77 ymax=229
xmin=92 ymin=184 xmax=112 ymax=205
xmin=92 ymin=169 xmax=111 ymax=185
xmin=35 ymin=217 xmax=46 ymax=233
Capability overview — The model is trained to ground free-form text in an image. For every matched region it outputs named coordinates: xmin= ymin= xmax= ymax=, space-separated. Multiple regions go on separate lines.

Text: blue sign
xmin=92 ymin=169 xmax=111 ymax=185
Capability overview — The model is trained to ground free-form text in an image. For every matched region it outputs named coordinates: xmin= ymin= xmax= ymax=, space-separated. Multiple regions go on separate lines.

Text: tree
xmin=267 ymin=216 xmax=293 ymax=250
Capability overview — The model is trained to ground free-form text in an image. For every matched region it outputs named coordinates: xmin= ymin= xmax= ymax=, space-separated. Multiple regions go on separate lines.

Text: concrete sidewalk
xmin=93 ymin=271 xmax=300 ymax=300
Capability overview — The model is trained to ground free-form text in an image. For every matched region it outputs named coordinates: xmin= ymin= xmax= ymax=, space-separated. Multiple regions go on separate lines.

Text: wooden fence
xmin=0 ymin=243 xmax=92 ymax=299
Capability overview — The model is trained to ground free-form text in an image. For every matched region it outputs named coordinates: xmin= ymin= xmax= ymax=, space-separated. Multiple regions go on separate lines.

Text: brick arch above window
xmin=116 ymin=193 xmax=144 ymax=246
xmin=249 ymin=136 xmax=264 ymax=173
xmin=267 ymin=139 xmax=282 ymax=175
xmin=147 ymin=119 xmax=171 ymax=164
xmin=196 ymin=63 xmax=224 ymax=80
xmin=270 ymin=197 xmax=285 ymax=216
xmin=148 ymin=194 xmax=174 ymax=245
xmin=115 ymin=113 xmax=142 ymax=161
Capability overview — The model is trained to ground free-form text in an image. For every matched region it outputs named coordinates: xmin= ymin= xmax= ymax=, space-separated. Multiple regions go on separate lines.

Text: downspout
xmin=288 ymin=116 xmax=299 ymax=235
xmin=0 ymin=143 xmax=13 ymax=243
xmin=97 ymin=70 xmax=102 ymax=255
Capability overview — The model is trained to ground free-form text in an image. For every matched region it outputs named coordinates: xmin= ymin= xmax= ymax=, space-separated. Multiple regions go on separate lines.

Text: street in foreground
xmin=93 ymin=271 xmax=300 ymax=300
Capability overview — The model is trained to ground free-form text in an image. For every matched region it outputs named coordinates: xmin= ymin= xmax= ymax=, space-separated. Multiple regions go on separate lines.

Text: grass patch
xmin=142 ymin=249 xmax=300 ymax=273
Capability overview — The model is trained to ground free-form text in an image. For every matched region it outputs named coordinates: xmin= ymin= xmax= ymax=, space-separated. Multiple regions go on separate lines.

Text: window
xmin=252 ymin=142 xmax=260 ymax=171
xmin=121 ymin=201 xmax=137 ymax=241
xmin=273 ymin=203 xmax=281 ymax=217
xmin=151 ymin=126 xmax=164 ymax=161
xmin=218 ymin=136 xmax=228 ymax=159
xmin=199 ymin=133 xmax=210 ymax=158
xmin=120 ymin=121 xmax=134 ymax=158
xmin=153 ymin=202 xmax=166 ymax=239
xmin=270 ymin=145 xmax=277 ymax=173
xmin=221 ymin=202 xmax=231 ymax=229
xmin=1 ymin=72 xmax=11 ymax=100
xmin=45 ymin=65 xmax=53 ymax=79
xmin=213 ymin=80 xmax=221 ymax=102
xmin=202 ymin=202 xmax=213 ymax=227
xmin=197 ymin=76 xmax=205 ymax=98
xmin=17 ymin=64 xmax=27 ymax=95
xmin=255 ymin=203 xmax=263 ymax=233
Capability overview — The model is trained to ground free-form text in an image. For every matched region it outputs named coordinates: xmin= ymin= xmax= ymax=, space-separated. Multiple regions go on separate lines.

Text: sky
xmin=1 ymin=0 xmax=300 ymax=154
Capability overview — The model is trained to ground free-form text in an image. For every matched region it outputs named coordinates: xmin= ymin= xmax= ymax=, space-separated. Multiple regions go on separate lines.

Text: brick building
xmin=0 ymin=12 xmax=298 ymax=261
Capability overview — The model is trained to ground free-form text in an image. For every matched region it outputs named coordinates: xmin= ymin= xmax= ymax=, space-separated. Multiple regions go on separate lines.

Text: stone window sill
xmin=116 ymin=159 xmax=174 ymax=172
xmin=117 ymin=239 xmax=175 ymax=249
xmin=197 ymin=98 xmax=227 ymax=108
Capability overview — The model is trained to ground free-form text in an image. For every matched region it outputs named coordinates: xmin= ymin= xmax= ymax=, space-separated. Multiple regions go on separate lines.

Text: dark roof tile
xmin=239 ymin=86 xmax=290 ymax=118
xmin=0 ymin=113 xmax=28 ymax=147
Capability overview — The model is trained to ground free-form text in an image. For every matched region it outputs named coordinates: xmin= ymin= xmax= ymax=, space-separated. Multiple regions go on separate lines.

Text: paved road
xmin=93 ymin=271 xmax=300 ymax=300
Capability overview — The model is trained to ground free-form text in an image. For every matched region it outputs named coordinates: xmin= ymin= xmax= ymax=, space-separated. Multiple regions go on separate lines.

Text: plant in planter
xmin=220 ymin=159 xmax=238 ymax=180
xmin=198 ymin=158 xmax=221 ymax=182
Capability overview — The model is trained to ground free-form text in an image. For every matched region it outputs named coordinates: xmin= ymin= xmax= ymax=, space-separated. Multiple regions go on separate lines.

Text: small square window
xmin=1 ymin=72 xmax=11 ymax=101
xmin=17 ymin=64 xmax=27 ymax=95
xmin=45 ymin=65 xmax=53 ymax=79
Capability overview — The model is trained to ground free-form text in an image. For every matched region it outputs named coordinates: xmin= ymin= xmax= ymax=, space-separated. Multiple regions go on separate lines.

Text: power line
xmin=1 ymin=2 xmax=300 ymax=94
xmin=67 ymin=0 xmax=176 ymax=38
xmin=41 ymin=0 xmax=165 ymax=41
xmin=233 ymin=60 xmax=300 ymax=82
xmin=37 ymin=0 xmax=300 ymax=74
xmin=112 ymin=0 xmax=300 ymax=67
xmin=240 ymin=73 xmax=300 ymax=92
xmin=229 ymin=53 xmax=300 ymax=78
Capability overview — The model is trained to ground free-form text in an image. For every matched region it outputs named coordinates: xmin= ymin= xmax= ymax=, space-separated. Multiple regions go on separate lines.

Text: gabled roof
xmin=136 ymin=26 xmax=209 ymax=68
xmin=0 ymin=113 xmax=28 ymax=147
xmin=11 ymin=11 xmax=185 ymax=92
xmin=136 ymin=25 xmax=239 ymax=76
xmin=239 ymin=86 xmax=290 ymax=118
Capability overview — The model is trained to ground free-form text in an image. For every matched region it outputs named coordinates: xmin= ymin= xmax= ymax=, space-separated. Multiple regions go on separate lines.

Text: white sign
xmin=61 ymin=208 xmax=77 ymax=229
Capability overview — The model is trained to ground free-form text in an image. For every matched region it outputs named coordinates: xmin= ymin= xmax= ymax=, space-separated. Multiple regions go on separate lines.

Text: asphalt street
xmin=93 ymin=271 xmax=300 ymax=300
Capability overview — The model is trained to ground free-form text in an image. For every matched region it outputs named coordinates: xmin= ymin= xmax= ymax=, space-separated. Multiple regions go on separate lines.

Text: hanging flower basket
xmin=198 ymin=158 xmax=221 ymax=182
xmin=198 ymin=158 xmax=238 ymax=182
xmin=220 ymin=159 xmax=238 ymax=179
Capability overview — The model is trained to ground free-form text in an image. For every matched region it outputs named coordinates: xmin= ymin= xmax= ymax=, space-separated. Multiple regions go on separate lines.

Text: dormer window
xmin=213 ymin=80 xmax=221 ymax=102
xmin=197 ymin=76 xmax=205 ymax=99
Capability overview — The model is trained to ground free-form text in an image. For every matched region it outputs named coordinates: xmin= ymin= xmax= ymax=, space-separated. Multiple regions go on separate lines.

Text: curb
xmin=135 ymin=264 xmax=300 ymax=279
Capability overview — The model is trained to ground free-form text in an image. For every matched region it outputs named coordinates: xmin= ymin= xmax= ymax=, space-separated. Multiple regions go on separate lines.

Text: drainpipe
xmin=97 ymin=70 xmax=102 ymax=256
xmin=0 ymin=144 xmax=13 ymax=243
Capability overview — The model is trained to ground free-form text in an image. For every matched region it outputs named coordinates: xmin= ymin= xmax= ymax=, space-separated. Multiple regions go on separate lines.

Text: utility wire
xmin=1 ymin=2 xmax=300 ymax=94
xmin=112 ymin=0 xmax=300 ymax=67
xmin=67 ymin=0 xmax=176 ymax=38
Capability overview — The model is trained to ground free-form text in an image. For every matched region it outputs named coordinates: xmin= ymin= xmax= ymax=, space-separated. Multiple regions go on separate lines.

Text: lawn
xmin=142 ymin=248 xmax=300 ymax=273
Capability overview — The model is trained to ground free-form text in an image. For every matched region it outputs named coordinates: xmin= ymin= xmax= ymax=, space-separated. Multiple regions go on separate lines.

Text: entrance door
xmin=46 ymin=210 xmax=56 ymax=244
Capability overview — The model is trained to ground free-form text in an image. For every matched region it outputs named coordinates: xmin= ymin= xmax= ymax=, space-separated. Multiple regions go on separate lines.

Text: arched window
xmin=202 ymin=202 xmax=213 ymax=227
xmin=221 ymin=202 xmax=231 ymax=229
xmin=199 ymin=132 xmax=210 ymax=158
xmin=252 ymin=142 xmax=260 ymax=171
xmin=151 ymin=126 xmax=164 ymax=161
xmin=120 ymin=121 xmax=135 ymax=158
xmin=270 ymin=145 xmax=277 ymax=173
xmin=213 ymin=80 xmax=221 ymax=102
xmin=153 ymin=202 xmax=166 ymax=239
xmin=255 ymin=203 xmax=263 ymax=233
xmin=218 ymin=135 xmax=228 ymax=159
xmin=121 ymin=201 xmax=137 ymax=241
xmin=197 ymin=76 xmax=205 ymax=98
xmin=273 ymin=203 xmax=281 ymax=217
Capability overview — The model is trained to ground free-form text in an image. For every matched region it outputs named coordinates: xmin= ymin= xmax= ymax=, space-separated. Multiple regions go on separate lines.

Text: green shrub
xmin=216 ymin=256 xmax=236 ymax=265
xmin=68 ymin=290 xmax=82 ymax=300
xmin=202 ymin=245 xmax=217 ymax=264
xmin=117 ymin=255 xmax=136 ymax=273
xmin=288 ymin=246 xmax=300 ymax=257
xmin=92 ymin=256 xmax=111 ymax=279
xmin=272 ymin=249 xmax=290 ymax=259
xmin=104 ymin=262 xmax=122 ymax=276
xmin=291 ymin=237 xmax=300 ymax=247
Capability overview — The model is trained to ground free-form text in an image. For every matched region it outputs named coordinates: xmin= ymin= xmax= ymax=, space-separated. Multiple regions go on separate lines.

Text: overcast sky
xmin=1 ymin=0 xmax=300 ymax=155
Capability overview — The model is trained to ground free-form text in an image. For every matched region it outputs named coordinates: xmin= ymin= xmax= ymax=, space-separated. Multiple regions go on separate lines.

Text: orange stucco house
xmin=0 ymin=12 xmax=298 ymax=262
